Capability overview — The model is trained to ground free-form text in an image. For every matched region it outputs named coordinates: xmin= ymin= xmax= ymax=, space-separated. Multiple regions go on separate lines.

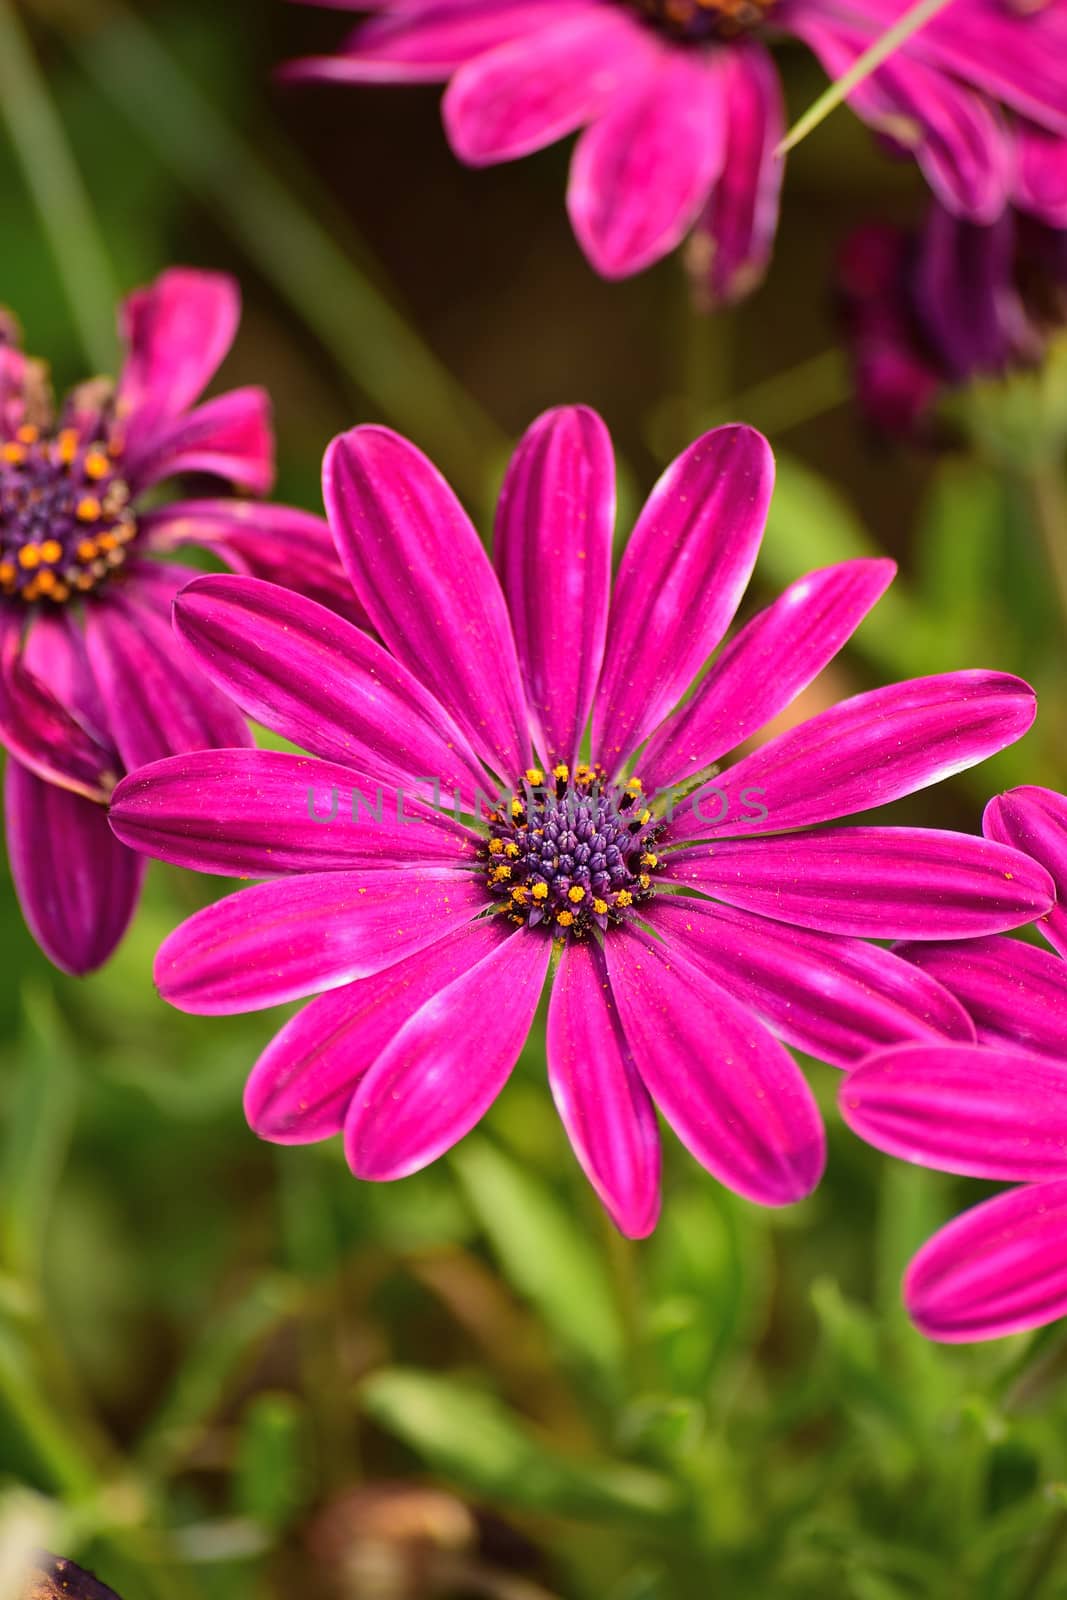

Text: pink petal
xmin=547 ymin=938 xmax=661 ymax=1238
xmin=442 ymin=8 xmax=652 ymax=165
xmin=985 ymin=786 xmax=1067 ymax=956
xmin=83 ymin=573 xmax=251 ymax=771
xmin=640 ymin=558 xmax=896 ymax=794
xmin=842 ymin=1043 xmax=1067 ymax=1183
xmin=284 ymin=1 xmax=590 ymax=85
xmin=109 ymin=748 xmax=481 ymax=876
xmin=154 ymin=868 xmax=489 ymax=1014
xmin=493 ymin=406 xmax=613 ymax=768
xmin=324 ymin=426 xmax=530 ymax=778
xmin=688 ymin=40 xmax=784 ymax=308
xmin=667 ymin=827 xmax=1054 ymax=940
xmin=173 ymin=574 xmax=487 ymax=796
xmin=344 ymin=925 xmax=550 ymax=1178
xmin=117 ymin=269 xmax=240 ymax=454
xmin=905 ymin=1179 xmax=1067 ymax=1343
xmin=1015 ymin=124 xmax=1067 ymax=226
xmin=605 ymin=924 xmax=825 ymax=1206
xmin=650 ymin=896 xmax=973 ymax=1069
xmin=669 ymin=671 xmax=1036 ymax=840
xmin=126 ymin=387 xmax=274 ymax=497
xmin=0 ymin=608 xmax=117 ymax=803
xmin=245 ymin=918 xmax=510 ymax=1143
xmin=20 ymin=608 xmax=109 ymax=747
xmin=898 ymin=935 xmax=1067 ymax=1059
xmin=140 ymin=499 xmax=364 ymax=624
xmin=6 ymin=760 xmax=144 ymax=976
xmin=568 ymin=49 xmax=725 ymax=279
xmin=592 ymin=424 xmax=773 ymax=777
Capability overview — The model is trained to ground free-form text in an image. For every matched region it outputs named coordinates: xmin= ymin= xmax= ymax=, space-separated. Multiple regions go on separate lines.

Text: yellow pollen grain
xmin=35 ymin=569 xmax=57 ymax=595
xmin=74 ymin=572 xmax=96 ymax=591
xmin=84 ymin=449 xmax=110 ymax=480
xmin=17 ymin=544 xmax=41 ymax=570
xmin=556 ymin=910 xmax=575 ymax=927
xmin=525 ymin=766 xmax=543 ymax=785
xmin=51 ymin=581 xmax=70 ymax=603
xmin=21 ymin=576 xmax=40 ymax=601
xmin=593 ymin=898 xmax=608 ymax=915
xmin=1 ymin=442 xmax=26 ymax=465
xmin=56 ymin=429 xmax=79 ymax=465
xmin=76 ymin=538 xmax=98 ymax=562
xmin=639 ymin=808 xmax=652 ymax=824
xmin=76 ymin=496 xmax=103 ymax=523
xmin=488 ymin=838 xmax=504 ymax=854
xmin=492 ymin=864 xmax=512 ymax=882
xmin=15 ymin=424 xmax=39 ymax=445
xmin=641 ymin=852 xmax=658 ymax=868
xmin=39 ymin=540 xmax=63 ymax=564
xmin=510 ymin=797 xmax=524 ymax=817
xmin=567 ymin=885 xmax=585 ymax=903
xmin=511 ymin=886 xmax=528 ymax=905
xmin=552 ymin=763 xmax=569 ymax=781
xmin=531 ymin=882 xmax=548 ymax=901
xmin=639 ymin=874 xmax=651 ymax=889
xmin=575 ymin=764 xmax=595 ymax=784
xmin=504 ymin=842 xmax=519 ymax=858
xmin=97 ymin=531 xmax=120 ymax=552
xmin=627 ymin=776 xmax=643 ymax=794
xmin=616 ymin=890 xmax=633 ymax=908
xmin=0 ymin=561 xmax=14 ymax=585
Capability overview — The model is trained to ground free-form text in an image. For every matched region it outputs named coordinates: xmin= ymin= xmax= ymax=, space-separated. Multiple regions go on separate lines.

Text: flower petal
xmin=154 ymin=868 xmax=489 ymax=1014
xmin=905 ymin=1179 xmax=1067 ymax=1343
xmin=84 ymin=571 xmax=252 ymax=771
xmin=547 ymin=937 xmax=660 ymax=1237
xmin=843 ymin=1043 xmax=1067 ymax=1181
xmin=245 ymin=918 xmax=509 ymax=1143
xmin=605 ymin=924 xmax=825 ymax=1206
xmin=324 ymin=425 xmax=530 ymax=778
xmin=109 ymin=748 xmax=481 ymax=876
xmin=1015 ymin=124 xmax=1067 ymax=227
xmin=668 ymin=827 xmax=1054 ymax=940
xmin=139 ymin=499 xmax=364 ymax=624
xmin=0 ymin=608 xmax=117 ymax=802
xmin=174 ymin=574 xmax=487 ymax=796
xmin=650 ymin=897 xmax=973 ymax=1069
xmin=669 ymin=671 xmax=1036 ymax=840
xmin=687 ymin=40 xmax=784 ymax=308
xmin=640 ymin=558 xmax=896 ymax=795
xmin=592 ymin=424 xmax=773 ymax=776
xmin=127 ymin=387 xmax=273 ymax=496
xmin=6 ymin=759 xmax=144 ymax=975
xmin=442 ymin=8 xmax=652 ymax=165
xmin=985 ymin=786 xmax=1067 ymax=956
xmin=568 ymin=49 xmax=725 ymax=279
xmin=897 ymin=934 xmax=1067 ymax=1059
xmin=344 ymin=925 xmax=550 ymax=1178
xmin=493 ymin=406 xmax=613 ymax=769
xmin=117 ymin=269 xmax=240 ymax=453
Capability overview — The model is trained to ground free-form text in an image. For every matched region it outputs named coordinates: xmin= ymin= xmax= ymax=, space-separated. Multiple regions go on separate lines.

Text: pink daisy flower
xmin=0 ymin=268 xmax=357 ymax=976
xmin=108 ymin=409 xmax=1050 ymax=1235
xmin=285 ymin=0 xmax=1067 ymax=294
xmin=841 ymin=785 xmax=1067 ymax=1342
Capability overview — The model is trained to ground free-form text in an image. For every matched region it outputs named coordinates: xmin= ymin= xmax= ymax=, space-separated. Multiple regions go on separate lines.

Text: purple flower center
xmin=622 ymin=0 xmax=775 ymax=41
xmin=0 ymin=424 xmax=136 ymax=603
xmin=483 ymin=763 xmax=664 ymax=937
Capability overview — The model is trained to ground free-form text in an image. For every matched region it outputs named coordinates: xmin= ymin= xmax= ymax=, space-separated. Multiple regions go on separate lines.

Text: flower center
xmin=0 ymin=424 xmax=136 ymax=603
xmin=482 ymin=764 xmax=664 ymax=937
xmin=622 ymin=0 xmax=775 ymax=40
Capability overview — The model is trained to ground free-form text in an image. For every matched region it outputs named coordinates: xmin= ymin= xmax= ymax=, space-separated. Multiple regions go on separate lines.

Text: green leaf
xmin=0 ymin=985 xmax=78 ymax=1283
xmin=450 ymin=1137 xmax=624 ymax=1378
xmin=361 ymin=1368 xmax=679 ymax=1523
xmin=233 ymin=1392 xmax=312 ymax=1531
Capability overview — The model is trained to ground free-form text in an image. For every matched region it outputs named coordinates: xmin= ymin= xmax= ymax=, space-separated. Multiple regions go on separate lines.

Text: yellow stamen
xmin=510 ymin=797 xmax=524 ymax=817
xmin=511 ymin=886 xmax=528 ymax=905
xmin=556 ymin=910 xmax=575 ymax=927
xmin=0 ymin=562 xmax=15 ymax=587
xmin=17 ymin=544 xmax=41 ymax=570
xmin=1 ymin=442 xmax=26 ymax=465
xmin=531 ymin=883 xmax=549 ymax=901
xmin=15 ymin=424 xmax=39 ymax=445
xmin=489 ymin=838 xmax=504 ymax=855
xmin=56 ymin=429 xmax=79 ymax=465
xmin=492 ymin=864 xmax=512 ymax=882
xmin=616 ymin=890 xmax=633 ymax=908
xmin=567 ymin=885 xmax=585 ymax=903
xmin=76 ymin=496 xmax=103 ymax=523
xmin=76 ymin=538 xmax=98 ymax=562
xmin=552 ymin=763 xmax=569 ymax=781
xmin=35 ymin=569 xmax=57 ymax=595
xmin=592 ymin=898 xmax=608 ymax=915
xmin=639 ymin=874 xmax=651 ymax=890
xmin=504 ymin=842 xmax=519 ymax=858
xmin=525 ymin=766 xmax=544 ymax=785
xmin=640 ymin=852 xmax=659 ymax=869
xmin=639 ymin=808 xmax=652 ymax=825
xmin=39 ymin=540 xmax=63 ymax=564
xmin=84 ymin=449 xmax=110 ymax=480
xmin=627 ymin=776 xmax=643 ymax=795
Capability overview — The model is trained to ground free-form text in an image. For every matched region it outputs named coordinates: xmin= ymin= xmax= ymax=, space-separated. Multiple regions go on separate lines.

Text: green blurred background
xmin=3 ymin=3 xmax=1067 ymax=1597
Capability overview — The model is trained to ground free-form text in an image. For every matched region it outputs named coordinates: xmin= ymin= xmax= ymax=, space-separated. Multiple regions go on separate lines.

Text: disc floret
xmin=483 ymin=764 xmax=664 ymax=937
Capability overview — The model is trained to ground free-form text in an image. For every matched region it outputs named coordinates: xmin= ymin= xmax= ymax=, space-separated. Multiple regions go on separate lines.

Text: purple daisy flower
xmin=842 ymin=785 xmax=1067 ymax=1343
xmin=0 ymin=268 xmax=357 ymax=977
xmin=284 ymin=0 xmax=1067 ymax=295
xmin=838 ymin=200 xmax=1067 ymax=437
xmin=108 ymin=409 xmax=1051 ymax=1235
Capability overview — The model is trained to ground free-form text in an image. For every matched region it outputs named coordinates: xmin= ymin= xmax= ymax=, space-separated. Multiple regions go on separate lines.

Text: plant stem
xmin=61 ymin=0 xmax=507 ymax=500
xmin=0 ymin=0 xmax=117 ymax=372
xmin=778 ymin=0 xmax=961 ymax=157
xmin=1026 ymin=459 xmax=1067 ymax=634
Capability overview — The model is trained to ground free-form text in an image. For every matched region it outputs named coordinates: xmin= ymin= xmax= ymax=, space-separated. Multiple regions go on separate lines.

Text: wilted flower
xmin=842 ymin=784 xmax=1067 ymax=1342
xmin=838 ymin=202 xmax=1067 ymax=437
xmin=0 ymin=269 xmax=356 ymax=975
xmin=285 ymin=0 xmax=1067 ymax=297
xmin=109 ymin=409 xmax=1050 ymax=1235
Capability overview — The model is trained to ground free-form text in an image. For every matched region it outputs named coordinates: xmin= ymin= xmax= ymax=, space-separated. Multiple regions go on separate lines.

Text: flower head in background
xmin=109 ymin=407 xmax=1050 ymax=1235
xmin=285 ymin=0 xmax=1067 ymax=298
xmin=0 ymin=268 xmax=357 ymax=976
xmin=838 ymin=201 xmax=1067 ymax=438
xmin=841 ymin=786 xmax=1067 ymax=1342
